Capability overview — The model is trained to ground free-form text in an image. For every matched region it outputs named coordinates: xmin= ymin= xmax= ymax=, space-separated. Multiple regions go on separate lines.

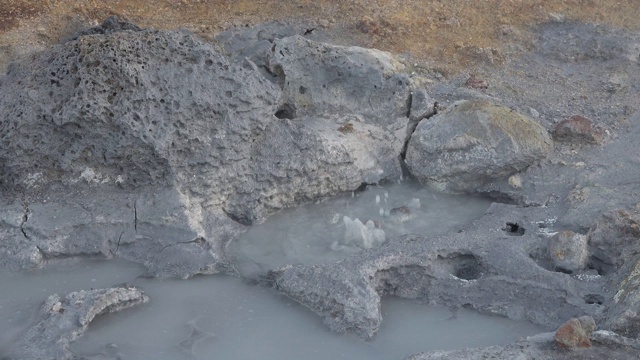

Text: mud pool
xmin=71 ymin=273 xmax=542 ymax=360
xmin=229 ymin=181 xmax=494 ymax=277
xmin=0 ymin=185 xmax=547 ymax=360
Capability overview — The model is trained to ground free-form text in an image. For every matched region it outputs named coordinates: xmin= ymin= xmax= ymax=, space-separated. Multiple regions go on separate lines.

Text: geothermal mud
xmin=1 ymin=16 xmax=640 ymax=359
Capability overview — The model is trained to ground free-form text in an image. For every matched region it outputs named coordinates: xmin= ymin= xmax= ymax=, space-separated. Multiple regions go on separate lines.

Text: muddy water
xmin=229 ymin=181 xmax=494 ymax=277
xmin=71 ymin=275 xmax=543 ymax=360
xmin=1 ymin=185 xmax=545 ymax=359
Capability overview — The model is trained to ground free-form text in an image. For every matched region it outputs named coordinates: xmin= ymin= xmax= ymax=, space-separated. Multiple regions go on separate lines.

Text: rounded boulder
xmin=405 ymin=100 xmax=553 ymax=193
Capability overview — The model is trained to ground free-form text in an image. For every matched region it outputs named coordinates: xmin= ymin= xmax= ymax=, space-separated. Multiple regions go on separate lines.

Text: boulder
xmin=548 ymin=230 xmax=589 ymax=273
xmin=0 ymin=23 xmax=407 ymax=226
xmin=405 ymin=100 xmax=553 ymax=193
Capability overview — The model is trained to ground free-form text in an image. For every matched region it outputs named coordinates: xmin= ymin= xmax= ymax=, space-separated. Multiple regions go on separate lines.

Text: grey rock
xmin=592 ymin=330 xmax=640 ymax=349
xmin=267 ymin=35 xmax=412 ymax=126
xmin=405 ymin=100 xmax=553 ymax=193
xmin=603 ymin=255 xmax=640 ymax=338
xmin=405 ymin=330 xmax=640 ymax=359
xmin=0 ymin=28 xmax=407 ymax=226
xmin=409 ymin=88 xmax=435 ymax=122
xmin=587 ymin=210 xmax=640 ymax=269
xmin=8 ymin=285 xmax=148 ymax=360
xmin=0 ymin=28 xmax=279 ymax=193
xmin=548 ymin=230 xmax=589 ymax=273
xmin=0 ymin=187 xmax=244 ymax=279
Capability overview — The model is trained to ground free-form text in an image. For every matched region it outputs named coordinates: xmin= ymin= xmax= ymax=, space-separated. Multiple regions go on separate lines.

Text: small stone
xmin=548 ymin=230 xmax=589 ymax=273
xmin=465 ymin=74 xmax=488 ymax=89
xmin=553 ymin=115 xmax=604 ymax=145
xmin=554 ymin=316 xmax=595 ymax=349
xmin=508 ymin=174 xmax=522 ymax=188
xmin=409 ymin=88 xmax=435 ymax=121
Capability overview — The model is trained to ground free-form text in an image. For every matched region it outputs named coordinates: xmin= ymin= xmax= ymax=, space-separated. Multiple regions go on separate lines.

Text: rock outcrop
xmin=405 ymin=100 xmax=553 ymax=193
xmin=0 ymin=19 xmax=411 ymax=277
xmin=0 ymin=22 xmax=408 ymax=227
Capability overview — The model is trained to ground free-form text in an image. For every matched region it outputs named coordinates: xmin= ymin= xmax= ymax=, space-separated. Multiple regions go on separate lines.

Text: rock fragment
xmin=553 ymin=115 xmax=605 ymax=145
xmin=554 ymin=316 xmax=596 ymax=349
xmin=548 ymin=230 xmax=589 ymax=273
xmin=409 ymin=88 xmax=436 ymax=122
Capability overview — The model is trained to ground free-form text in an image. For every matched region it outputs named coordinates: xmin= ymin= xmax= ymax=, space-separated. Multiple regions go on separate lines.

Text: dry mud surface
xmin=1 ymin=1 xmax=640 ymax=359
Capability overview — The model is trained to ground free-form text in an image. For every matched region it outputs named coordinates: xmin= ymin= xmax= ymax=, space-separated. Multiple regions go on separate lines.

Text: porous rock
xmin=8 ymin=285 xmax=148 ymax=360
xmin=548 ymin=230 xmax=589 ymax=273
xmin=0 ymin=22 xmax=408 ymax=227
xmin=405 ymin=100 xmax=553 ymax=193
xmin=267 ymin=35 xmax=412 ymax=125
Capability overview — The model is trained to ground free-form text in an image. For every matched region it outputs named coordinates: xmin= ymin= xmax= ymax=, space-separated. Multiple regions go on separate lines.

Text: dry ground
xmin=1 ymin=0 xmax=640 ymax=74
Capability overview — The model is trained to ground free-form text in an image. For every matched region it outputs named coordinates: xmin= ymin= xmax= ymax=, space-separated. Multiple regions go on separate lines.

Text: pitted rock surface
xmin=0 ymin=24 xmax=407 ymax=226
xmin=267 ymin=35 xmax=412 ymax=125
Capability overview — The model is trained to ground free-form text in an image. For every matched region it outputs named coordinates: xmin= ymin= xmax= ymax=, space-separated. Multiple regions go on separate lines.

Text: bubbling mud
xmin=229 ymin=181 xmax=493 ymax=277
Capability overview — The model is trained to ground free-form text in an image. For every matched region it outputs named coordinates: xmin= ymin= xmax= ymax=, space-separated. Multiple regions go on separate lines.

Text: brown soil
xmin=1 ymin=0 xmax=640 ymax=73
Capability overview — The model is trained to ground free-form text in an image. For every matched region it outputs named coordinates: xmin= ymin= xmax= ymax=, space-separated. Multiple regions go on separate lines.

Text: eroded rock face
xmin=0 ymin=23 xmax=408 ymax=227
xmin=405 ymin=100 xmax=553 ymax=193
xmin=7 ymin=285 xmax=148 ymax=360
